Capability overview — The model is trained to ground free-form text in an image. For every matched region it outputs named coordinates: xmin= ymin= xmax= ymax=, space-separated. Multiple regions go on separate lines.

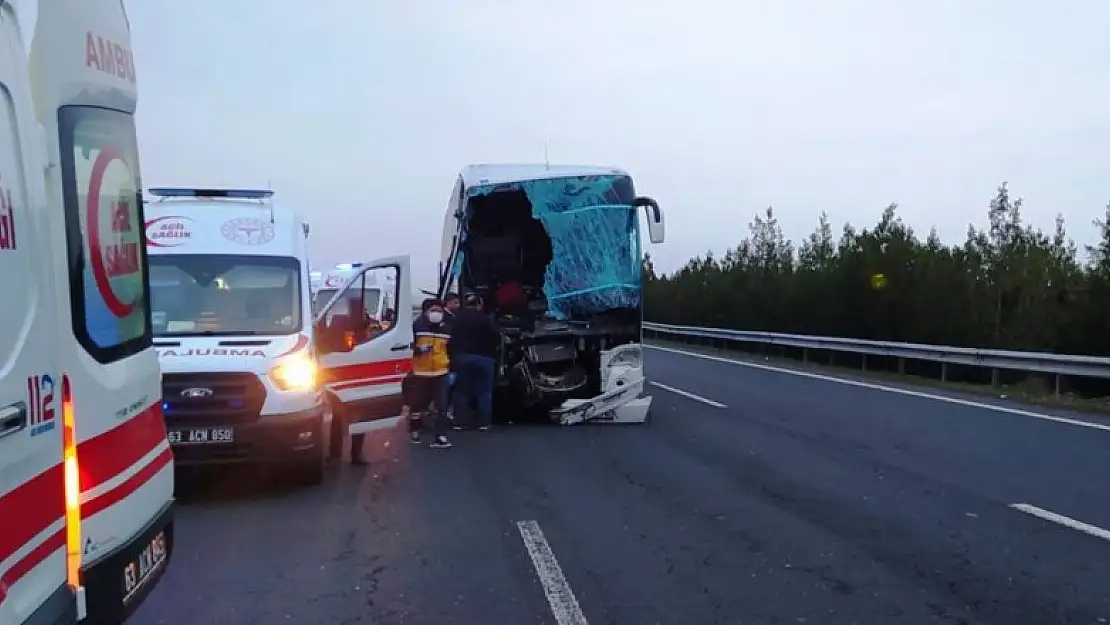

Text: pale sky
xmin=37 ymin=1 xmax=1110 ymax=286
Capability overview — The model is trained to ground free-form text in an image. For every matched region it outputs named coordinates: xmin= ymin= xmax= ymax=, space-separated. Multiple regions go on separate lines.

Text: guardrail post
xmin=1054 ymin=373 xmax=1062 ymax=397
xmin=861 ymin=353 xmax=867 ymax=371
xmin=897 ymin=358 xmax=905 ymax=374
xmin=991 ymin=368 xmax=999 ymax=388
xmin=802 ymin=347 xmax=808 ymax=364
xmin=940 ymin=362 xmax=948 ymax=382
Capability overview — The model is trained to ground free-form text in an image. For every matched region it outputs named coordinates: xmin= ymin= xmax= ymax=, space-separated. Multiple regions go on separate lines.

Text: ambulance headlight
xmin=270 ymin=353 xmax=318 ymax=391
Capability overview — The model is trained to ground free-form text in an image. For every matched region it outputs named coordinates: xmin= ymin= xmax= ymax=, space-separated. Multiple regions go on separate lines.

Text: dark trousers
xmin=453 ymin=353 xmax=495 ymax=427
xmin=404 ymin=374 xmax=450 ymax=437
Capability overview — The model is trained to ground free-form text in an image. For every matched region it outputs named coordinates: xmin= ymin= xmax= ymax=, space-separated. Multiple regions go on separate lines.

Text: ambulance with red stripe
xmin=142 ymin=188 xmax=330 ymax=484
xmin=1 ymin=1 xmax=174 ymax=624
xmin=313 ymin=259 xmax=414 ymax=438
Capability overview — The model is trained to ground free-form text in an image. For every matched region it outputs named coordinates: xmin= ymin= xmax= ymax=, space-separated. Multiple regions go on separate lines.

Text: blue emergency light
xmin=147 ymin=187 xmax=275 ymax=200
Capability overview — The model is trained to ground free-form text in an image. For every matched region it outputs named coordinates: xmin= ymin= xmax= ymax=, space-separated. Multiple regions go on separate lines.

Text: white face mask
xmin=426 ymin=311 xmax=444 ymax=324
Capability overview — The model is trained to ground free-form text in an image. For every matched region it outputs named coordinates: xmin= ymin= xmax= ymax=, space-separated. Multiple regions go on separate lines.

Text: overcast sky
xmin=44 ymin=0 xmax=1110 ymax=287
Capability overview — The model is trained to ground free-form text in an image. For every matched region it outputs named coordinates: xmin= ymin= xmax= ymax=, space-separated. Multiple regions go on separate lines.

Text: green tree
xmin=645 ymin=182 xmax=1107 ymax=355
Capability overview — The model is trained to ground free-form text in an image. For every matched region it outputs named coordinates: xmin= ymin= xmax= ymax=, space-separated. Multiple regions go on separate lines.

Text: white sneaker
xmin=429 ymin=436 xmax=452 ymax=449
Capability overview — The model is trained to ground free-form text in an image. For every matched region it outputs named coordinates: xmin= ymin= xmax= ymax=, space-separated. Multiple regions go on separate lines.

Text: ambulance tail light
xmin=61 ymin=374 xmax=82 ymax=587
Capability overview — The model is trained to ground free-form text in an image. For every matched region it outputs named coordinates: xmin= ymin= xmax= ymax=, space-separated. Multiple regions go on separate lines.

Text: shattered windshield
xmin=469 ymin=174 xmax=642 ymax=319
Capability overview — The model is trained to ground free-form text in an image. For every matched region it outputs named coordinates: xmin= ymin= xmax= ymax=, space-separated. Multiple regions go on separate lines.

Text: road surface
xmin=130 ymin=344 xmax=1110 ymax=625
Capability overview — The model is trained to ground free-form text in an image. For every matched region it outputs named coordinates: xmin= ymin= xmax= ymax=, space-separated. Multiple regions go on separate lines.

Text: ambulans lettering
xmin=27 ymin=374 xmax=56 ymax=437
xmin=85 ymin=32 xmax=136 ymax=84
xmin=145 ymin=216 xmax=193 ymax=247
xmin=87 ymin=146 xmax=143 ymax=317
xmin=0 ymin=178 xmax=14 ymax=251
xmin=157 ymin=348 xmax=267 ymax=357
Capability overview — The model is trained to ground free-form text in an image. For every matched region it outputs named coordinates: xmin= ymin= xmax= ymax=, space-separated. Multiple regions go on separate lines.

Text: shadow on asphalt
xmin=172 ymin=465 xmax=321 ymax=504
xmin=169 ymin=419 xmax=565 ymax=504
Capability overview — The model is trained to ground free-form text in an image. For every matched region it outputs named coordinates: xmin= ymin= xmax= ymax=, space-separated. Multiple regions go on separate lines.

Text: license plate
xmin=122 ymin=531 xmax=167 ymax=605
xmin=167 ymin=427 xmax=234 ymax=445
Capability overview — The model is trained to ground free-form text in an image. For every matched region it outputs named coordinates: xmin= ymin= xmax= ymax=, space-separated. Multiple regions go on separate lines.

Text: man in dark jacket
xmin=443 ymin=292 xmax=460 ymax=318
xmin=441 ymin=291 xmax=461 ymax=422
xmin=449 ymin=293 xmax=500 ymax=430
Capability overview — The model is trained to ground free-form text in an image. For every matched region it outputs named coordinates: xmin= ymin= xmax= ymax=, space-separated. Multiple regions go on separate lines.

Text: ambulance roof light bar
xmin=147 ymin=187 xmax=275 ymax=201
xmin=146 ymin=188 xmax=276 ymax=222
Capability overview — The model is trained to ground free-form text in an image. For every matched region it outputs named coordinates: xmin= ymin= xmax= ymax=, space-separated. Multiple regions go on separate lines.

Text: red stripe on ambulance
xmin=0 ymin=402 xmax=168 ymax=593
xmin=322 ymin=358 xmax=410 ymax=385
xmin=0 ymin=465 xmax=64 ymax=572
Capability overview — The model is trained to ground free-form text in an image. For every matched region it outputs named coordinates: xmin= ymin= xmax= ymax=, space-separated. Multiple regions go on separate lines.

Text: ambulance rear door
xmin=0 ymin=2 xmax=70 ymax=620
xmin=315 ymin=256 xmax=412 ymax=433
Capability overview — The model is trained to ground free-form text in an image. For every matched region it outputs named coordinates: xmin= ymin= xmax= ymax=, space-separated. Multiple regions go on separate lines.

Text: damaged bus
xmin=437 ymin=164 xmax=665 ymax=425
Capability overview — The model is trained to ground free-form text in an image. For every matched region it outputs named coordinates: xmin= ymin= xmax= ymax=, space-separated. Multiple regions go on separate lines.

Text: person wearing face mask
xmin=404 ymin=298 xmax=453 ymax=448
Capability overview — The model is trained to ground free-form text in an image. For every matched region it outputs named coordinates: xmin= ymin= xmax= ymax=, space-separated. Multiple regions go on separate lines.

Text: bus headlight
xmin=270 ymin=353 xmax=318 ymax=391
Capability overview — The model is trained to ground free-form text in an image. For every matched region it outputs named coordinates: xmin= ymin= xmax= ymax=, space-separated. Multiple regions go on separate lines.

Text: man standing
xmin=407 ymin=298 xmax=453 ymax=448
xmin=443 ymin=292 xmax=460 ymax=318
xmin=441 ymin=292 xmax=461 ymax=422
xmin=449 ymin=294 xmax=500 ymax=431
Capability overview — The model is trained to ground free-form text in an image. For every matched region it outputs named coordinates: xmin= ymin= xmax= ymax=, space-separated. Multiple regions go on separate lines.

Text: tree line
xmin=644 ymin=183 xmax=1110 ymax=357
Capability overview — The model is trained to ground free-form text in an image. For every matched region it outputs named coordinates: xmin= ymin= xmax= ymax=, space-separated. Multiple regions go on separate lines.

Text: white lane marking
xmin=1009 ymin=503 xmax=1110 ymax=542
xmin=516 ymin=520 xmax=589 ymax=625
xmin=647 ymin=344 xmax=1110 ymax=433
xmin=650 ymin=381 xmax=727 ymax=408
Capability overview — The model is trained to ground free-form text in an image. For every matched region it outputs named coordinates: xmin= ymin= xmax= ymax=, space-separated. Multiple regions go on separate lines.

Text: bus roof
xmin=458 ymin=164 xmax=630 ymax=189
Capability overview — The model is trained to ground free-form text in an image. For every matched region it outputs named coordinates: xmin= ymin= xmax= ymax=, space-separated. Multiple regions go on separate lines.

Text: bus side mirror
xmin=316 ymin=314 xmax=356 ymax=354
xmin=635 ymin=196 xmax=665 ymax=244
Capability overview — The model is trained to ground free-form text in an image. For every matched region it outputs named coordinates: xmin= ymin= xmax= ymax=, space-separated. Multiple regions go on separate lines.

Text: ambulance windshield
xmin=149 ymin=254 xmax=302 ymax=336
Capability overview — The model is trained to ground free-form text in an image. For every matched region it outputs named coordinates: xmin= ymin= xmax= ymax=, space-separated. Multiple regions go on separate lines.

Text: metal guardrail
xmin=643 ymin=322 xmax=1110 ymax=380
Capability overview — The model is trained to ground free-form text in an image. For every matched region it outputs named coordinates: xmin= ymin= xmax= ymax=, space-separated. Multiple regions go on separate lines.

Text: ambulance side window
xmin=58 ymin=106 xmax=151 ymax=363
xmin=323 ymin=267 xmax=399 ymax=345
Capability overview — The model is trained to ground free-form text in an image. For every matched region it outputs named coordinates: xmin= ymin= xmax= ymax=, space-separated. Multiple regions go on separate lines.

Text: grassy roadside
xmin=647 ymin=338 xmax=1110 ymax=418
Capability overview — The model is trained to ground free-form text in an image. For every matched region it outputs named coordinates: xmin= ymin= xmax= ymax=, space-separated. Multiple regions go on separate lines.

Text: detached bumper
xmin=81 ymin=500 xmax=174 ymax=625
xmin=168 ymin=405 xmax=325 ymax=467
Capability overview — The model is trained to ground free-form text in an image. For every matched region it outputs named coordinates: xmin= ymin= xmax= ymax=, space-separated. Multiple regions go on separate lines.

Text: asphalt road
xmin=130 ymin=345 xmax=1110 ymax=625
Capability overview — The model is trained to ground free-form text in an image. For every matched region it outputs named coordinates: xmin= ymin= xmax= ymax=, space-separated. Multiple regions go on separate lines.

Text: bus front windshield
xmin=149 ymin=254 xmax=302 ymax=336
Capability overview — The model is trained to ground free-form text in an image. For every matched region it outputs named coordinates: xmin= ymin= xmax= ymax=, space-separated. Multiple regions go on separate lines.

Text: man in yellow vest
xmin=405 ymin=298 xmax=453 ymax=448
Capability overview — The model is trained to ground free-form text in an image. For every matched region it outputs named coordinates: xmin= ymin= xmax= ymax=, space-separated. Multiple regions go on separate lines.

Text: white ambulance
xmin=143 ymin=187 xmax=329 ymax=484
xmin=1 ymin=1 xmax=174 ymax=624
